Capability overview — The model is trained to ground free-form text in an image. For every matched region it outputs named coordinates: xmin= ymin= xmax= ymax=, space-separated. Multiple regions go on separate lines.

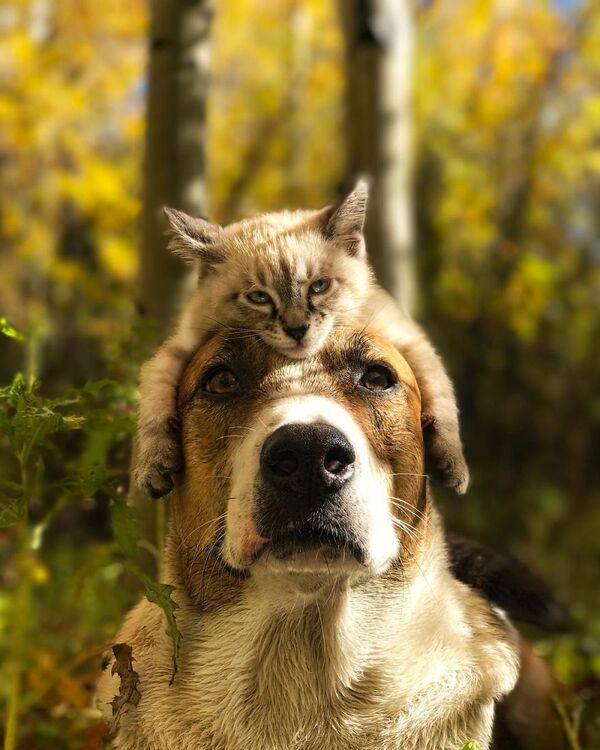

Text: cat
xmin=135 ymin=180 xmax=469 ymax=498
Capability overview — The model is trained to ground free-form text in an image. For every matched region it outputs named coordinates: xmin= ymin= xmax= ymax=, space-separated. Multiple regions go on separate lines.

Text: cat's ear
xmin=163 ymin=207 xmax=223 ymax=269
xmin=321 ymin=178 xmax=369 ymax=257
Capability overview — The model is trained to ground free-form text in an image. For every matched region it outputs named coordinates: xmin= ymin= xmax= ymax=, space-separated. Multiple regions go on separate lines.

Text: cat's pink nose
xmin=284 ymin=326 xmax=308 ymax=342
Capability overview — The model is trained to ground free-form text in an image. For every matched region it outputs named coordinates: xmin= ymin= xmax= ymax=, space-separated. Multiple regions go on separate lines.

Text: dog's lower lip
xmin=257 ymin=526 xmax=365 ymax=564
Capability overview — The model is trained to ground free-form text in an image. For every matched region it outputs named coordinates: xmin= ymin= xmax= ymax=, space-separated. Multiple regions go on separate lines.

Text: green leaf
xmin=461 ymin=742 xmax=481 ymax=750
xmin=0 ymin=316 xmax=25 ymax=342
xmin=110 ymin=499 xmax=141 ymax=563
xmin=6 ymin=387 xmax=85 ymax=464
xmin=14 ymin=410 xmax=68 ymax=464
xmin=64 ymin=464 xmax=110 ymax=495
xmin=81 ymin=378 xmax=124 ymax=396
xmin=0 ymin=498 xmax=25 ymax=527
xmin=142 ymin=577 xmax=182 ymax=684
xmin=8 ymin=372 xmax=26 ymax=397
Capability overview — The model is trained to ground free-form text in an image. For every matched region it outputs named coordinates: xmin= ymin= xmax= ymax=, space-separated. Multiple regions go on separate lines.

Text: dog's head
xmin=173 ymin=325 xmax=426 ymax=589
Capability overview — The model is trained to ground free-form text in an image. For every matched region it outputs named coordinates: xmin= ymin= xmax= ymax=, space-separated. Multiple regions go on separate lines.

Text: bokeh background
xmin=0 ymin=0 xmax=599 ymax=747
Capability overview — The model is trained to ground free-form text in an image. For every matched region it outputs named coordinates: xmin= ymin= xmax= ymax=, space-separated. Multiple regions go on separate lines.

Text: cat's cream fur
xmin=98 ymin=327 xmax=519 ymax=749
xmin=135 ymin=182 xmax=469 ymax=498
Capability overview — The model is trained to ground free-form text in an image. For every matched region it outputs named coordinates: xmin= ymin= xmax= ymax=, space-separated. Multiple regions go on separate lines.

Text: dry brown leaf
xmin=109 ymin=642 xmax=141 ymax=734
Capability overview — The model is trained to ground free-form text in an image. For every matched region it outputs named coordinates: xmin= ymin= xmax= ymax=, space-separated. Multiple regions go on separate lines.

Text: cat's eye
xmin=309 ymin=278 xmax=331 ymax=295
xmin=360 ymin=365 xmax=396 ymax=392
xmin=246 ymin=290 xmax=272 ymax=305
xmin=203 ymin=367 xmax=240 ymax=395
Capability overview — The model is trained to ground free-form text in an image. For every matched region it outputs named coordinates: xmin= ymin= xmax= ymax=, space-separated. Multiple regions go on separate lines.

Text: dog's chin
xmin=250 ymin=523 xmax=371 ymax=580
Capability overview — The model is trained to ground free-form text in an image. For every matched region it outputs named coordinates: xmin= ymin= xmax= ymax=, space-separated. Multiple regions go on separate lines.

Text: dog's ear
xmin=163 ymin=207 xmax=223 ymax=270
xmin=320 ymin=177 xmax=369 ymax=258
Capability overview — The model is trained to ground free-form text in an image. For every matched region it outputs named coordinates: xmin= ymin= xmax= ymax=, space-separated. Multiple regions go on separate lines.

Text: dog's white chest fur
xmin=98 ymin=551 xmax=519 ymax=750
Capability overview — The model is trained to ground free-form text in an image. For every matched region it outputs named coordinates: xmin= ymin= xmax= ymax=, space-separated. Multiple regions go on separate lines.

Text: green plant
xmin=0 ymin=320 xmax=179 ymax=746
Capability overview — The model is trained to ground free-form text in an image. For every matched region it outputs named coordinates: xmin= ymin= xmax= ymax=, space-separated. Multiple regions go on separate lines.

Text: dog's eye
xmin=360 ymin=365 xmax=396 ymax=392
xmin=309 ymin=278 xmax=331 ymax=294
xmin=246 ymin=290 xmax=272 ymax=305
xmin=203 ymin=368 xmax=240 ymax=395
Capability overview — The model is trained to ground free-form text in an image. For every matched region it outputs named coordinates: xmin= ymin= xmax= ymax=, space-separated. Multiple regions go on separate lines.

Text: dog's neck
xmin=99 ymin=505 xmax=518 ymax=749
xmin=166 ymin=507 xmax=459 ymax=706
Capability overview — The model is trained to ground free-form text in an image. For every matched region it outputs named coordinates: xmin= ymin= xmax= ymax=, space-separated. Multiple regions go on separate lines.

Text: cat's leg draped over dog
xmin=136 ymin=339 xmax=191 ymax=497
xmin=135 ymin=296 xmax=213 ymax=498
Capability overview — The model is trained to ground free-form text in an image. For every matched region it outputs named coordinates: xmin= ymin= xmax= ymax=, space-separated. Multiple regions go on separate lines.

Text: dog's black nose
xmin=260 ymin=423 xmax=355 ymax=501
xmin=283 ymin=325 xmax=308 ymax=342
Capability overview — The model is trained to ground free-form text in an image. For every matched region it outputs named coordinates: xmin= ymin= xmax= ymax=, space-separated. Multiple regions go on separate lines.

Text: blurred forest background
xmin=1 ymin=0 xmax=599 ymax=747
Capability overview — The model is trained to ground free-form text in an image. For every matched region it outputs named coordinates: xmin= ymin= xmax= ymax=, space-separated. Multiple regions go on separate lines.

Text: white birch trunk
xmin=138 ymin=0 xmax=214 ymax=324
xmin=340 ymin=0 xmax=416 ymax=313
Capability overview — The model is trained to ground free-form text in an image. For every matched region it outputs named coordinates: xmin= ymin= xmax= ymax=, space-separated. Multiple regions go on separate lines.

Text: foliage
xmin=108 ymin=644 xmax=140 ymax=734
xmin=0 ymin=0 xmax=147 ymax=395
xmin=0 ymin=322 xmax=180 ymax=746
xmin=414 ymin=6 xmax=600 ymax=736
xmin=0 ymin=0 xmax=599 ymax=747
xmin=208 ymin=0 xmax=344 ymax=220
xmin=0 ymin=320 xmax=25 ymax=344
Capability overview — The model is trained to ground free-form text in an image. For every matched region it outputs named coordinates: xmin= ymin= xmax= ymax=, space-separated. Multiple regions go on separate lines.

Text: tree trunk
xmin=138 ymin=0 xmax=213 ymax=323
xmin=339 ymin=0 xmax=416 ymax=313
xmin=133 ymin=0 xmax=214 ymax=555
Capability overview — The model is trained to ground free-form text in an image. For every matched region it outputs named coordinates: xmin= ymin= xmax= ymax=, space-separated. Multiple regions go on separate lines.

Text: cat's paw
xmin=436 ymin=449 xmax=470 ymax=495
xmin=422 ymin=415 xmax=470 ymax=495
xmin=135 ymin=419 xmax=183 ymax=499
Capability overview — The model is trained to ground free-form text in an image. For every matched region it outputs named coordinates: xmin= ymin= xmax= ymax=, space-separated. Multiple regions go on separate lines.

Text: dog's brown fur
xmin=99 ymin=327 xmax=559 ymax=750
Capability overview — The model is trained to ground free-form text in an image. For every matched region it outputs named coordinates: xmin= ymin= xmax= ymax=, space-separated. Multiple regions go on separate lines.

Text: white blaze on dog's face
xmin=175 ymin=327 xmax=425 ymax=587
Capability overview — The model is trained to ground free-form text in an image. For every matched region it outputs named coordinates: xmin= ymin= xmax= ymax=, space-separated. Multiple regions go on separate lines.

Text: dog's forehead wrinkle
xmin=260 ymin=359 xmax=330 ymax=394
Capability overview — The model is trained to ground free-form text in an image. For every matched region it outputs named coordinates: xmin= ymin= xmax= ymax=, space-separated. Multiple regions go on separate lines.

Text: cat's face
xmin=216 ymin=229 xmax=371 ymax=358
xmin=241 ymin=275 xmax=336 ymax=358
xmin=165 ymin=181 xmax=372 ymax=359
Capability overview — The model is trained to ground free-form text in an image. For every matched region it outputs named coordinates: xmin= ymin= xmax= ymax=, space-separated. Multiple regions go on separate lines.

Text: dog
xmin=98 ymin=324 xmax=561 ymax=749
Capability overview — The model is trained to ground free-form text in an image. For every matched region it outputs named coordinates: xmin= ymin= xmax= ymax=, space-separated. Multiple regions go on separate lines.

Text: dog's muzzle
xmin=256 ymin=422 xmax=365 ymax=561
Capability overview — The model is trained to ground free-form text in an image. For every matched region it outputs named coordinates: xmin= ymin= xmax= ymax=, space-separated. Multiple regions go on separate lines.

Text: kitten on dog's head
xmin=163 ymin=181 xmax=373 ymax=358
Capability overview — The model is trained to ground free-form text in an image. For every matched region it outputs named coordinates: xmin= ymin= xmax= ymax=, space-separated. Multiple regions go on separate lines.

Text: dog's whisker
xmin=177 ymin=511 xmax=228 ymax=551
xmin=387 ymin=496 xmax=427 ymax=522
xmin=386 ymin=471 xmax=429 ymax=479
xmin=388 ymin=505 xmax=426 ymax=526
xmin=255 ymin=414 xmax=268 ymax=430
xmin=399 ymin=542 xmax=439 ymax=602
xmin=314 ymin=600 xmax=326 ymax=649
xmin=390 ymin=517 xmax=423 ymax=543
xmin=198 ymin=526 xmax=228 ymax=586
xmin=215 ymin=433 xmax=247 ymax=442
